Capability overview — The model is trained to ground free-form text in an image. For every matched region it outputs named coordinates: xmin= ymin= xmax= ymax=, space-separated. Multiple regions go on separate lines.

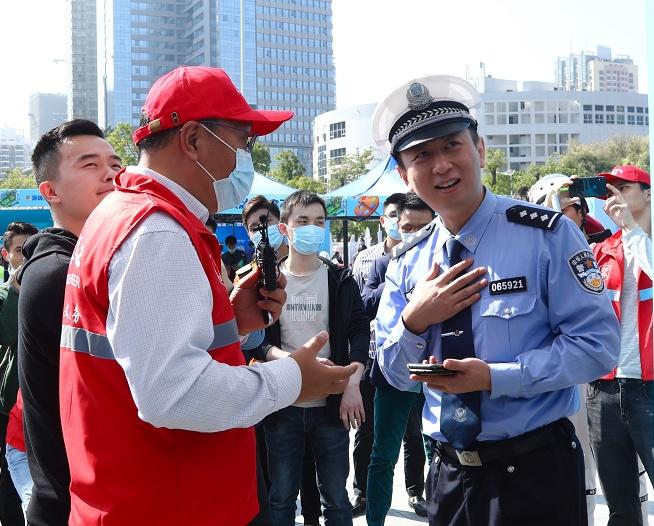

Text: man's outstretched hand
xmin=291 ymin=331 xmax=358 ymax=403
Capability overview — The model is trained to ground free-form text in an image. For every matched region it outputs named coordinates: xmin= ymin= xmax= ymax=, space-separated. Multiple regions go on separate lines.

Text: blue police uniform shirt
xmin=376 ymin=189 xmax=620 ymax=443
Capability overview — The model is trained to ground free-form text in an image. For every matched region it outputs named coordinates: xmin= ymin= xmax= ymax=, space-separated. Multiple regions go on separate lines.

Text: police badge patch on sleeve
xmin=568 ymin=250 xmax=604 ymax=294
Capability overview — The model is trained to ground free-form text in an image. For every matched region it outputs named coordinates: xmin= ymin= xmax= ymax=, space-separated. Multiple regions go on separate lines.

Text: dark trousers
xmin=426 ymin=418 xmax=587 ymax=526
xmin=0 ymin=413 xmax=24 ymax=526
xmin=253 ymin=422 xmax=322 ymax=525
xmin=351 ymin=374 xmax=374 ymax=498
xmin=300 ymin=442 xmax=321 ymax=524
xmin=265 ymin=406 xmax=351 ymax=526
xmin=587 ymin=379 xmax=654 ymax=526
xmin=248 ymin=425 xmax=272 ymax=526
xmin=366 ymin=386 xmax=425 ymax=526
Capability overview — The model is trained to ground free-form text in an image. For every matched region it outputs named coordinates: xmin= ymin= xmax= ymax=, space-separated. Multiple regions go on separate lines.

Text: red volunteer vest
xmin=60 ymin=170 xmax=257 ymax=525
xmin=593 ymin=230 xmax=653 ymax=380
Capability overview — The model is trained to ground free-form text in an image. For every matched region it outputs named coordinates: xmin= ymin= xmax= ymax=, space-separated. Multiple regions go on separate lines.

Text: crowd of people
xmin=0 ymin=66 xmax=649 ymax=526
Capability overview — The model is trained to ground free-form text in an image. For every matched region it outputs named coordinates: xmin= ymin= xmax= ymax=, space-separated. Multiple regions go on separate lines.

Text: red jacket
xmin=59 ymin=170 xmax=257 ymax=525
xmin=6 ymin=390 xmax=25 ymax=452
xmin=593 ymin=230 xmax=653 ymax=380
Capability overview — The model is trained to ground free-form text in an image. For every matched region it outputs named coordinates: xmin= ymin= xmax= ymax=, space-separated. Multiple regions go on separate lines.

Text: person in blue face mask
xmin=242 ymin=194 xmax=323 ymax=526
xmin=243 ymin=195 xmax=289 ymax=259
xmin=350 ymin=191 xmax=431 ymax=519
xmin=351 ymin=193 xmax=406 ymax=292
xmin=260 ymin=190 xmax=370 ymax=526
xmin=361 ymin=192 xmax=434 ymax=525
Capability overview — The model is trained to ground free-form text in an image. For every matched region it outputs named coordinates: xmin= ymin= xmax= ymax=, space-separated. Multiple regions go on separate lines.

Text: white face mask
xmin=196 ymin=123 xmax=255 ymax=212
xmin=400 ymin=231 xmax=414 ymax=243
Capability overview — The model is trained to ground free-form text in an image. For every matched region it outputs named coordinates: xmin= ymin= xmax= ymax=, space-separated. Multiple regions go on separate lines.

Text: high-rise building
xmin=253 ymin=1 xmax=335 ymax=171
xmin=0 ymin=129 xmax=31 ymax=175
xmin=70 ymin=0 xmax=335 ymax=175
xmin=312 ymin=103 xmax=384 ymax=183
xmin=29 ymin=93 xmax=68 ymax=143
xmin=554 ymin=46 xmax=638 ymax=93
xmin=476 ymin=77 xmax=648 ymax=171
xmin=588 ymin=60 xmax=638 ymax=92
xmin=67 ymin=0 xmax=98 ymax=122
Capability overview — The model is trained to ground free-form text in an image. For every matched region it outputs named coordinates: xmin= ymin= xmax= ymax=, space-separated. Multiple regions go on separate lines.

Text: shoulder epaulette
xmin=506 ymin=204 xmax=562 ymax=231
xmin=392 ymin=218 xmax=438 ymax=259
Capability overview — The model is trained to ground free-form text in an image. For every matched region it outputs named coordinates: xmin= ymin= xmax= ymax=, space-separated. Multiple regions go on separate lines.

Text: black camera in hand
xmin=253 ymin=214 xmax=278 ymax=293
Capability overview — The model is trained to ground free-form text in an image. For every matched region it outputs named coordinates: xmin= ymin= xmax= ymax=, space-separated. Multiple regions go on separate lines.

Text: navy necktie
xmin=439 ymin=238 xmax=481 ymax=450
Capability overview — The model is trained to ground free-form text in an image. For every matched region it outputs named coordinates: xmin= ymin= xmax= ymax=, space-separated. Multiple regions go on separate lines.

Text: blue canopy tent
xmin=323 ymin=156 xmax=409 ymax=265
xmin=323 ymin=156 xmax=408 ymax=219
xmin=215 ymin=171 xmax=298 ymax=220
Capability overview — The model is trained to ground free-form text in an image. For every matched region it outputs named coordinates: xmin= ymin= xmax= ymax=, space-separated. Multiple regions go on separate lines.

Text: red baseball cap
xmin=133 ymin=66 xmax=294 ymax=145
xmin=599 ymin=165 xmax=650 ymax=188
xmin=583 ymin=214 xmax=606 ymax=235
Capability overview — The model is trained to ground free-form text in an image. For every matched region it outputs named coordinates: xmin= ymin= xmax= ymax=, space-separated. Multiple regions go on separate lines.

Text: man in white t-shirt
xmin=260 ymin=190 xmax=370 ymax=526
xmin=590 ymin=165 xmax=652 ymax=526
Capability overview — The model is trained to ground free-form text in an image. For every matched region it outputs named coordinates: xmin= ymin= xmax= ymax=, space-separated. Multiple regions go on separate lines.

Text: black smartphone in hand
xmin=407 ymin=363 xmax=457 ymax=376
xmin=568 ymin=176 xmax=607 ymax=199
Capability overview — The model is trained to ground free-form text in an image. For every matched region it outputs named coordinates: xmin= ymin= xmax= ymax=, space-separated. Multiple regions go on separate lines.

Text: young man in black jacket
xmin=260 ymin=191 xmax=369 ymax=526
xmin=17 ymin=120 xmax=121 ymax=526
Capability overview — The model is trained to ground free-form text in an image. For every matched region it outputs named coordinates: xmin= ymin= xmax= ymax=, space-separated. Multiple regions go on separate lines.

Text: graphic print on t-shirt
xmin=286 ymin=293 xmax=321 ymax=322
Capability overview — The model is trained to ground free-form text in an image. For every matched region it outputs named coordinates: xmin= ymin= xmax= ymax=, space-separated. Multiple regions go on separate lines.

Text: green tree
xmin=286 ymin=175 xmax=325 ymax=193
xmin=0 ymin=168 xmax=37 ymax=189
xmin=328 ymin=148 xmax=376 ymax=190
xmin=329 ymin=219 xmax=379 ymax=243
xmin=269 ymin=150 xmax=306 ymax=183
xmin=485 ymin=135 xmax=650 ymax=197
xmin=251 ymin=142 xmax=271 ymax=174
xmin=106 ymin=123 xmax=138 ymax=167
xmin=484 ymin=148 xmax=506 ymax=187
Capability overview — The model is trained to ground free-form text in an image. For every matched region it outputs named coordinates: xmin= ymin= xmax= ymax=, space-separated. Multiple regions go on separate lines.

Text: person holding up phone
xmin=371 ymin=74 xmax=620 ymax=526
xmin=588 ymin=164 xmax=653 ymax=525
xmin=529 ymin=173 xmax=612 ymax=244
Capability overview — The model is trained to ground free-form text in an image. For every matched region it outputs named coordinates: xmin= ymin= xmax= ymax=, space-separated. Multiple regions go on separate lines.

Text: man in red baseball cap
xmin=589 ymin=164 xmax=653 ymax=525
xmin=59 ymin=66 xmax=357 ymax=525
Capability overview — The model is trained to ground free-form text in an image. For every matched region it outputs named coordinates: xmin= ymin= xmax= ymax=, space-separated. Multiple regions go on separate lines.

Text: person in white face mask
xmin=57 ymin=66 xmax=359 ymax=526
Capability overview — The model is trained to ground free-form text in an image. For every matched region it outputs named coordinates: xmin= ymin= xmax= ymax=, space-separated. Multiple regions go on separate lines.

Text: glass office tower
xmin=73 ymin=0 xmax=335 ymax=175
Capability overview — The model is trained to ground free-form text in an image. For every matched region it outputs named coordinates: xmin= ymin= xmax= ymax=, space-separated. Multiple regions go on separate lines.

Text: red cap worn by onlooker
xmin=583 ymin=214 xmax=607 ymax=235
xmin=598 ymin=165 xmax=651 ymax=197
xmin=133 ymin=66 xmax=293 ymax=145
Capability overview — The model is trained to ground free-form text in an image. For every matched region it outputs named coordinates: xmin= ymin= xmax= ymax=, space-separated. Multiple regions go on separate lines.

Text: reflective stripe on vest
xmin=640 ymin=288 xmax=653 ymax=302
xmin=61 ymin=325 xmax=115 ymax=359
xmin=62 ymin=318 xmax=240 ymax=359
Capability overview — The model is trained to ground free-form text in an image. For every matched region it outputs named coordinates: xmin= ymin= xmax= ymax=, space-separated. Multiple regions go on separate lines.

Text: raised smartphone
xmin=568 ymin=176 xmax=607 ymax=199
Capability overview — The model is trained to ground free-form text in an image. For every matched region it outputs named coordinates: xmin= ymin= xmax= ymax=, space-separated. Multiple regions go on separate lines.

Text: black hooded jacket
xmin=17 ymin=228 xmax=77 ymax=526
xmin=260 ymin=257 xmax=370 ymax=426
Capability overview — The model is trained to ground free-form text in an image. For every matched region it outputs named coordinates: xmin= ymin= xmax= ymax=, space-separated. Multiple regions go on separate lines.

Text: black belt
xmin=594 ymin=378 xmax=652 ymax=387
xmin=436 ymin=418 xmax=571 ymax=467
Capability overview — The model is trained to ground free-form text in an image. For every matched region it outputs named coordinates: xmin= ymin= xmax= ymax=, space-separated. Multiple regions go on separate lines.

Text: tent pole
xmin=342 ymin=219 xmax=349 ymax=268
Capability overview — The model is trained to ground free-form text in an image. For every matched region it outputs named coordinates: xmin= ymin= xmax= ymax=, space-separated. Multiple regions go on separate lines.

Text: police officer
xmin=372 ymin=75 xmax=620 ymax=526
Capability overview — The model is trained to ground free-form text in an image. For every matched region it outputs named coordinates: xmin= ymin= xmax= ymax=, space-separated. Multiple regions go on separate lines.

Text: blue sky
xmin=0 ymin=0 xmax=648 ymax=133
